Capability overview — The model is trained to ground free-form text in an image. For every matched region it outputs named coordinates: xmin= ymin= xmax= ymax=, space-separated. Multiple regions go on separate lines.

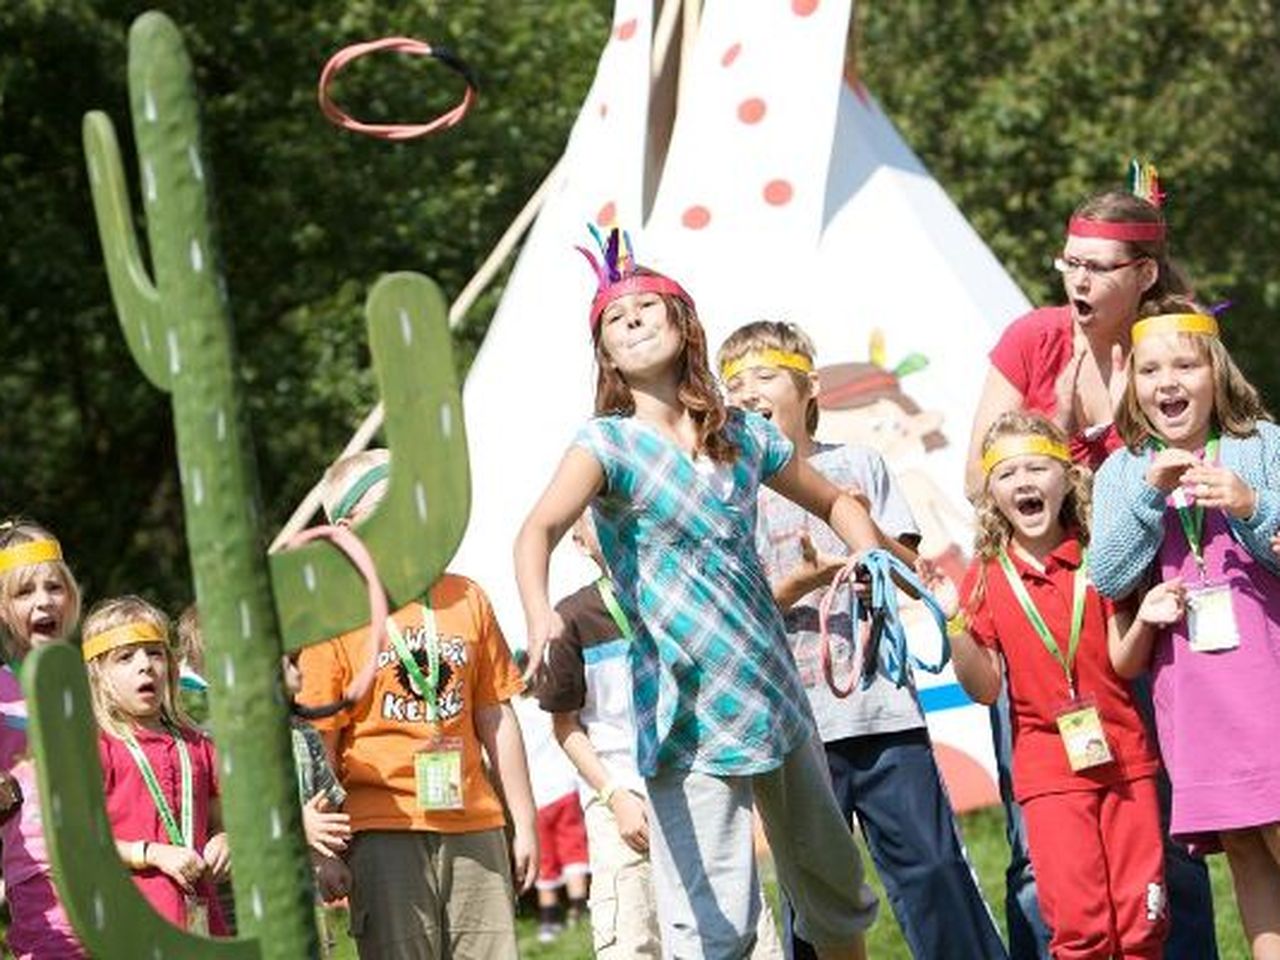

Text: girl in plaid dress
xmin=515 ymin=230 xmax=909 ymax=960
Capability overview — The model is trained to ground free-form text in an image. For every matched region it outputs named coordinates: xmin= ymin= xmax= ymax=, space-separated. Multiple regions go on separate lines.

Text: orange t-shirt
xmin=298 ymin=574 xmax=524 ymax=833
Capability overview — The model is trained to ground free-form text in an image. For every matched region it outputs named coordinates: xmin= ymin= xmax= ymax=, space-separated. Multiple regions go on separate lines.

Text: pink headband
xmin=577 ymin=225 xmax=694 ymax=329
xmin=1067 ymin=217 xmax=1166 ymax=244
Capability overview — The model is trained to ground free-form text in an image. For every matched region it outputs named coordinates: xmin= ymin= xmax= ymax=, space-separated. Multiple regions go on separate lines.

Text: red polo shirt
xmin=962 ymin=536 xmax=1158 ymax=802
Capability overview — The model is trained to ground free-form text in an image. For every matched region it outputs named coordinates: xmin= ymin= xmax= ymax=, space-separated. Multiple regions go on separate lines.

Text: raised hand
xmin=1051 ymin=346 xmax=1087 ymax=436
xmin=1181 ymin=464 xmax=1257 ymax=520
xmin=1145 ymin=448 xmax=1200 ymax=493
xmin=915 ymin=556 xmax=959 ymax=618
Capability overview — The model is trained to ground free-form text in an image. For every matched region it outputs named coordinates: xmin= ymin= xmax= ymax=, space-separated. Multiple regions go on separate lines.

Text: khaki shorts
xmin=348 ymin=828 xmax=517 ymax=960
xmin=584 ymin=796 xmax=663 ymax=959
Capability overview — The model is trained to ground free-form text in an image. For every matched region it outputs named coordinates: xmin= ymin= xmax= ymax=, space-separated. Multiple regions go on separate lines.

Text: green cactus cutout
xmin=24 ymin=11 xmax=471 ymax=959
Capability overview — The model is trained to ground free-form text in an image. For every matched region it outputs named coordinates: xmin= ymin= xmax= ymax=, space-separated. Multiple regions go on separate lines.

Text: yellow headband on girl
xmin=0 ymin=539 xmax=62 ymax=576
xmin=1131 ymin=313 xmax=1219 ymax=345
xmin=82 ymin=621 xmax=166 ymax=663
xmin=720 ymin=349 xmax=814 ymax=384
xmin=982 ymin=436 xmax=1071 ymax=475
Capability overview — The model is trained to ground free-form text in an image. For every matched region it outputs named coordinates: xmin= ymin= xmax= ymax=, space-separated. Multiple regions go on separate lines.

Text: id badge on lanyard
xmin=185 ymin=897 xmax=210 ymax=935
xmin=387 ymin=604 xmax=467 ymax=812
xmin=1055 ymin=697 xmax=1114 ymax=772
xmin=1166 ymin=437 xmax=1239 ymax=653
xmin=997 ymin=550 xmax=1115 ymax=772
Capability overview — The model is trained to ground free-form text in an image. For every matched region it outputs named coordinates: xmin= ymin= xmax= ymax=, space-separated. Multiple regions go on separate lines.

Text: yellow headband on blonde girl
xmin=982 ymin=436 xmax=1071 ymax=475
xmin=0 ymin=539 xmax=62 ymax=576
xmin=1131 ymin=313 xmax=1220 ymax=346
xmin=82 ymin=622 xmax=167 ymax=663
xmin=719 ymin=349 xmax=814 ymax=384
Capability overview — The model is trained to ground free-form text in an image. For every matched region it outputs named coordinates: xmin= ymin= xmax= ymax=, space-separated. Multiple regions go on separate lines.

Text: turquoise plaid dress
xmin=575 ymin=408 xmax=816 ymax=777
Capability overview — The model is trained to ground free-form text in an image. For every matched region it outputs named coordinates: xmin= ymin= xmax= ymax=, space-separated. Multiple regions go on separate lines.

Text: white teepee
xmin=453 ymin=0 xmax=1031 ymax=809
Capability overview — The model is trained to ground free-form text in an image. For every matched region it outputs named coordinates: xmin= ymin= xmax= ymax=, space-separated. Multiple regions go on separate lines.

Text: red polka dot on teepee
xmin=616 ymin=18 xmax=638 ymax=41
xmin=596 ymin=201 xmax=616 ymax=226
xmin=763 ymin=180 xmax=793 ymax=206
xmin=599 ymin=102 xmax=609 ymax=119
xmin=737 ymin=98 xmax=766 ymax=124
xmin=721 ymin=43 xmax=741 ymax=67
xmin=682 ymin=205 xmax=711 ymax=230
xmin=791 ymin=0 xmax=820 ymax=15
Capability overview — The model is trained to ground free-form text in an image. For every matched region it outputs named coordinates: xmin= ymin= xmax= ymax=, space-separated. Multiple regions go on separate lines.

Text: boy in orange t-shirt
xmin=299 ymin=449 xmax=537 ymax=960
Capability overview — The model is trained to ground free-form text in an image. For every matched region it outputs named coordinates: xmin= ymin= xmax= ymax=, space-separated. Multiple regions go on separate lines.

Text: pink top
xmin=0 ymin=667 xmax=50 ymax=888
xmin=989 ymin=305 xmax=1124 ymax=469
xmin=98 ymin=725 xmax=227 ymax=934
xmin=1154 ymin=505 xmax=1280 ymax=853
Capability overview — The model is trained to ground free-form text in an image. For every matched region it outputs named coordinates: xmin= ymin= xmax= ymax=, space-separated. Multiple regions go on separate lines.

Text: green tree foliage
xmin=3 ymin=2 xmax=1279 ymax=610
xmin=858 ymin=1 xmax=1280 ymax=401
xmin=0 ymin=0 xmax=609 ymax=605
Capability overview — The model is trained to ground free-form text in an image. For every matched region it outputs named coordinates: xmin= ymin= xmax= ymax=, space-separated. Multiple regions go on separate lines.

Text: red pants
xmin=536 ymin=792 xmax=589 ymax=889
xmin=1022 ymin=777 xmax=1167 ymax=959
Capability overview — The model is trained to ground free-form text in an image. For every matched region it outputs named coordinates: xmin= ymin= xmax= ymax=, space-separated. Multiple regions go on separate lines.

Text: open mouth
xmin=1072 ymin=298 xmax=1094 ymax=319
xmin=29 ymin=616 xmax=59 ymax=640
xmin=1013 ymin=493 xmax=1046 ymax=519
xmin=1158 ymin=397 xmax=1189 ymax=419
xmin=137 ymin=680 xmax=157 ymax=698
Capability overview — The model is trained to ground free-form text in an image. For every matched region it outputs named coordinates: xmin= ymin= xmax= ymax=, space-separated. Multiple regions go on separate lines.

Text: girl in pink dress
xmin=1093 ymin=296 xmax=1280 ymax=958
xmin=0 ymin=519 xmax=87 ymax=959
xmin=82 ymin=596 xmax=230 ymax=934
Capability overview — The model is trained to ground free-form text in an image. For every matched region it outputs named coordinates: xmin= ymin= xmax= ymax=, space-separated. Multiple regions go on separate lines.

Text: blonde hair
xmin=320 ymin=448 xmax=390 ymax=523
xmin=83 ymin=596 xmax=189 ymax=737
xmin=175 ymin=604 xmax=204 ymax=676
xmin=0 ymin=519 xmax=82 ymax=662
xmin=1115 ymin=294 xmax=1272 ymax=451
xmin=973 ymin=413 xmax=1092 ymax=564
xmin=716 ymin=321 xmax=820 ymax=434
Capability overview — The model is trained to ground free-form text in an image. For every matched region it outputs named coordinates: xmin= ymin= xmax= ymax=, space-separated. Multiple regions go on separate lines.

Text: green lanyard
xmin=122 ymin=726 xmax=193 ymax=848
xmin=1153 ymin=434 xmax=1219 ymax=572
xmin=385 ymin=604 xmax=440 ymax=723
xmin=595 ymin=578 xmax=634 ymax=641
xmin=996 ymin=550 xmax=1089 ymax=699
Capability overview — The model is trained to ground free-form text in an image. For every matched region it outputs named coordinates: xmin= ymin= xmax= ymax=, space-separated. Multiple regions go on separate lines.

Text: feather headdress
xmin=576 ymin=225 xmax=693 ymax=330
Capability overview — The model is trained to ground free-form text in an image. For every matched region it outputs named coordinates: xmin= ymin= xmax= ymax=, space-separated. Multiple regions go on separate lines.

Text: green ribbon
xmin=1152 ymin=434 xmax=1220 ymax=571
xmin=385 ymin=604 xmax=440 ymax=723
xmin=122 ymin=725 xmax=193 ymax=849
xmin=996 ymin=550 xmax=1088 ymax=699
xmin=331 ymin=463 xmax=390 ymax=522
xmin=595 ymin=578 xmax=634 ymax=641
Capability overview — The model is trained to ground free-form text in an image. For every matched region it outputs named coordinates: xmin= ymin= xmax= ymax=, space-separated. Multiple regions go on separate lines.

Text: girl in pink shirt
xmin=0 ymin=518 xmax=86 ymax=959
xmin=82 ymin=596 xmax=230 ymax=934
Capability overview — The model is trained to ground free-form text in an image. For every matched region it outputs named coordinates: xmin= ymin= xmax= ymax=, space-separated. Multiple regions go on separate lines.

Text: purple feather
xmin=575 ymin=246 xmax=608 ymax=288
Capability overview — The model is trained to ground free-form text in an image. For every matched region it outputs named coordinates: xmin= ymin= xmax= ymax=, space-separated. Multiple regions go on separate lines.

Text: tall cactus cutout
xmin=23 ymin=11 xmax=471 ymax=958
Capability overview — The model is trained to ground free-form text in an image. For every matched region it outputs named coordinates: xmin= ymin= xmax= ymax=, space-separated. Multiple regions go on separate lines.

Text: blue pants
xmin=783 ymin=728 xmax=1008 ymax=960
xmin=991 ymin=676 xmax=1218 ymax=960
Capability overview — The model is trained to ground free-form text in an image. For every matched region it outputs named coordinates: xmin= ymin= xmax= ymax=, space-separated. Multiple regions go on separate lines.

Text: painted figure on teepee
xmin=20 ymin=12 xmax=470 ymax=959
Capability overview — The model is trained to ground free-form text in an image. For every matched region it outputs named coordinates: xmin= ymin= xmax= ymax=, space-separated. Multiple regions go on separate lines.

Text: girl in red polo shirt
xmin=940 ymin=412 xmax=1168 ymax=959
xmin=82 ymin=596 xmax=230 ymax=935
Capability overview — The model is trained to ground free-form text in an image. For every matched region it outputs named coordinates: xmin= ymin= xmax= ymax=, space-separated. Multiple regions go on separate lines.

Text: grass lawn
xmin=2 ymin=808 xmax=1252 ymax=957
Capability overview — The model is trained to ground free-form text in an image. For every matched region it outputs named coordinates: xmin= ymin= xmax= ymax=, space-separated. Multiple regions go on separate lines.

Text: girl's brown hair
xmin=1115 ymin=294 xmax=1272 ymax=451
xmin=0 ymin=519 xmax=82 ymax=662
xmin=716 ymin=320 xmax=820 ymax=434
xmin=593 ymin=270 xmax=738 ymax=463
xmin=1072 ymin=191 xmax=1189 ymax=302
xmin=973 ymin=412 xmax=1092 ymax=564
xmin=83 ymin=596 xmax=190 ymax=738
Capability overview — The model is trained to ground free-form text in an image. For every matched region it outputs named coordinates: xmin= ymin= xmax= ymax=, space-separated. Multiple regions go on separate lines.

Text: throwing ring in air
xmin=318 ymin=36 xmax=476 ymax=140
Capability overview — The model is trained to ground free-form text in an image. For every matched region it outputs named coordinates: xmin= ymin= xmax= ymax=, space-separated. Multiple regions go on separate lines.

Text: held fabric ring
xmin=318 ymin=37 xmax=477 ymax=140
xmin=817 ymin=548 xmax=952 ymax=697
xmin=285 ymin=524 xmax=389 ymax=718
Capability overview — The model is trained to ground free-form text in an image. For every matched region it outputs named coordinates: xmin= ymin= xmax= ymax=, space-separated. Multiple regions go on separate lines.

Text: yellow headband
xmin=82 ymin=621 xmax=167 ymax=662
xmin=720 ymin=349 xmax=814 ymax=384
xmin=0 ymin=539 xmax=62 ymax=576
xmin=1131 ymin=313 xmax=1219 ymax=346
xmin=982 ymin=436 xmax=1071 ymax=475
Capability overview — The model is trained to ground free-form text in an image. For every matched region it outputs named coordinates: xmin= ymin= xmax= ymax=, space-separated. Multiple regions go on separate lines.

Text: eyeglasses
xmin=1052 ymin=255 xmax=1146 ymax=278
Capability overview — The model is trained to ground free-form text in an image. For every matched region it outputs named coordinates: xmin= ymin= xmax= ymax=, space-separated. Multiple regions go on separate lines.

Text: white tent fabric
xmin=453 ymin=0 xmax=1031 ymax=809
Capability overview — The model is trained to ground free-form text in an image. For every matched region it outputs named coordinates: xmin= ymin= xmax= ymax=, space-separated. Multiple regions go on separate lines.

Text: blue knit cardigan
xmin=1089 ymin=422 xmax=1280 ymax=600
